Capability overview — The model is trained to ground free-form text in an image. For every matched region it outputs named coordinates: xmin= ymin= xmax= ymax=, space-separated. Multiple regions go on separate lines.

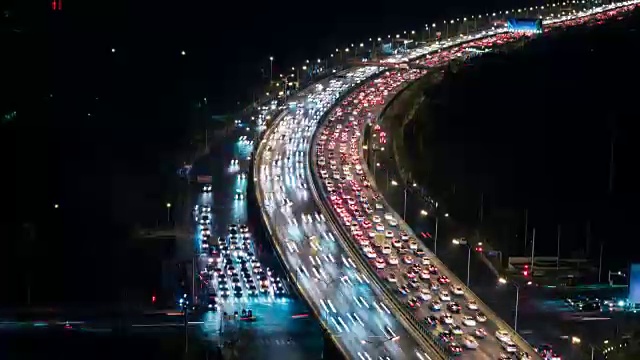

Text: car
xmin=387 ymin=273 xmax=397 ymax=282
xmin=474 ymin=328 xmax=487 ymax=338
xmin=397 ymin=284 xmax=409 ymax=295
xmin=372 ymin=215 xmax=381 ymax=223
xmin=409 ymin=240 xmax=418 ymax=249
xmin=466 ymin=299 xmax=478 ymax=310
xmin=391 ymin=238 xmax=402 ymax=248
xmin=382 ymin=245 xmax=392 ymax=254
xmin=516 ymin=352 xmax=532 ymax=360
xmin=498 ymin=353 xmax=512 ymax=360
xmin=421 ymin=256 xmax=430 ymax=265
xmin=384 ymin=230 xmax=394 ymax=238
xmin=430 ymin=281 xmax=440 ymax=291
xmin=438 ymin=330 xmax=455 ymax=343
xmin=420 ymin=288 xmax=432 ymax=301
xmin=388 ymin=218 xmax=398 ymax=227
xmin=420 ymin=269 xmax=431 ymax=280
xmin=476 ymin=311 xmax=487 ymax=322
xmin=447 ymin=301 xmax=461 ymax=313
xmin=403 ymin=255 xmax=413 ymax=264
xmin=439 ymin=290 xmax=451 ymax=302
xmin=406 ymin=270 xmax=417 ymax=279
xmin=448 ymin=342 xmax=463 ymax=356
xmin=495 ymin=330 xmax=511 ymax=343
xmin=501 ymin=339 xmax=517 ymax=353
xmin=462 ymin=316 xmax=476 ymax=327
xmin=450 ymin=324 xmax=463 ymax=335
xmin=462 ymin=335 xmax=478 ymax=349
xmin=425 ymin=315 xmax=439 ymax=326
xmin=408 ymin=297 xmax=421 ymax=308
xmin=375 ymin=223 xmax=385 ymax=231
xmin=384 ymin=212 xmax=394 ymax=220
xmin=440 ymin=313 xmax=454 ymax=324
xmin=388 ymin=255 xmax=399 ymax=265
xmin=430 ymin=300 xmax=442 ymax=311
xmin=438 ymin=275 xmax=450 ymax=284
xmin=450 ymin=285 xmax=464 ymax=296
xmin=375 ymin=257 xmax=386 ymax=269
xmin=202 ymin=184 xmax=212 ymax=192
xmin=408 ymin=278 xmax=420 ymax=288
xmin=365 ymin=249 xmax=376 ymax=258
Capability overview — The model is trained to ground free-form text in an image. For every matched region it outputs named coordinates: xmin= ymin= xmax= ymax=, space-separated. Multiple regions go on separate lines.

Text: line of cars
xmin=195 ymin=202 xmax=286 ymax=310
xmin=312 ymin=69 xmax=536 ymax=359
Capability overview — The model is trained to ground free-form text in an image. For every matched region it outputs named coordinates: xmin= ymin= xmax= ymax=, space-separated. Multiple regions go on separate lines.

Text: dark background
xmin=408 ymin=14 xmax=640 ymax=272
xmin=1 ymin=0 xmax=633 ymax=307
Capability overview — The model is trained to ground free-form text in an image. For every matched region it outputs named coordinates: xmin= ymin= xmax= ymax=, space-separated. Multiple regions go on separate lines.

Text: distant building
xmin=507 ymin=18 xmax=543 ymax=33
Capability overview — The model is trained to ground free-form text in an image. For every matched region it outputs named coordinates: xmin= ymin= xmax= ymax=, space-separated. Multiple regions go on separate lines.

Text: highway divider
xmin=306 ymin=71 xmax=449 ymax=360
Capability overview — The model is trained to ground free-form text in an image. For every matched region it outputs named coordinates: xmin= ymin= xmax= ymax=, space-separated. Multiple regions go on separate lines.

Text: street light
xmin=269 ymin=56 xmax=274 ymax=83
xmin=452 ymin=239 xmax=472 ymax=287
xmin=498 ymin=277 xmax=520 ymax=332
xmin=166 ymin=202 xmax=172 ymax=223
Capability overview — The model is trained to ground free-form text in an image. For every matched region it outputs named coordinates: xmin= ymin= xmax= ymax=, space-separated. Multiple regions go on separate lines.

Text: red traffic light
xmin=523 ymin=271 xmax=528 ymax=276
xmin=152 ymin=295 xmax=157 ymax=303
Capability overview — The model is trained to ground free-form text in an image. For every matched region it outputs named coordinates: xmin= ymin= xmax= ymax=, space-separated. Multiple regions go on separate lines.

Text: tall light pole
xmin=269 ymin=56 xmax=274 ymax=83
xmin=498 ymin=278 xmax=520 ymax=332
xmin=452 ymin=238 xmax=473 ymax=287
xmin=166 ymin=202 xmax=172 ymax=223
xmin=421 ymin=210 xmax=448 ymax=255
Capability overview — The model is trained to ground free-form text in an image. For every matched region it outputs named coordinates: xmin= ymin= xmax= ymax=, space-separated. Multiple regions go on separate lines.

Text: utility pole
xmin=530 ymin=228 xmax=536 ymax=275
xmin=524 ymin=209 xmax=529 ymax=252
xmin=556 ymin=224 xmax=561 ymax=270
xmin=598 ymin=243 xmax=604 ymax=283
xmin=609 ymin=127 xmax=615 ymax=194
xmin=586 ymin=221 xmax=591 ymax=256
xmin=479 ymin=192 xmax=484 ymax=223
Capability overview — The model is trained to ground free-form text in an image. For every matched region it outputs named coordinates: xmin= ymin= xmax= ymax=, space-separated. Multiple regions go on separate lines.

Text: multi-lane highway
xmin=255 ymin=68 xmax=450 ymax=360
xmin=309 ymin=68 xmax=538 ymax=359
xmin=250 ymin=2 xmax=640 ymax=359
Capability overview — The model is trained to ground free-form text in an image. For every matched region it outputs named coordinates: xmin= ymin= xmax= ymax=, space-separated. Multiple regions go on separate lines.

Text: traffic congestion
xmin=311 ymin=68 xmax=535 ymax=359
xmin=256 ymin=67 xmax=442 ymax=360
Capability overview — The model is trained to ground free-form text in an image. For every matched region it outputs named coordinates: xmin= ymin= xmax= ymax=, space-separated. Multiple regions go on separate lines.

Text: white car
xmin=384 ymin=230 xmax=394 ymax=238
xmin=375 ymin=223 xmax=385 ymax=231
xmin=420 ymin=288 xmax=432 ymax=301
xmin=365 ymin=249 xmax=377 ymax=258
xmin=372 ymin=215 xmax=381 ymax=223
xmin=375 ymin=257 xmax=386 ymax=269
xmin=387 ymin=273 xmax=397 ymax=282
xmin=451 ymin=325 xmax=464 ymax=335
xmin=382 ymin=245 xmax=392 ymax=254
xmin=388 ymin=218 xmax=398 ymax=227
xmin=409 ymin=240 xmax=418 ymax=250
xmin=451 ymin=285 xmax=464 ymax=296
xmin=462 ymin=316 xmax=476 ymax=327
xmin=388 ymin=255 xmax=399 ymax=265
xmin=384 ymin=213 xmax=393 ymax=220
xmin=495 ymin=330 xmax=511 ymax=343
xmin=420 ymin=269 xmax=430 ymax=280
xmin=501 ymin=340 xmax=517 ymax=353
xmin=467 ymin=300 xmax=478 ymax=310
xmin=421 ymin=257 xmax=430 ymax=265
xmin=463 ymin=335 xmax=479 ymax=349
xmin=440 ymin=313 xmax=454 ymax=324
xmin=439 ymin=291 xmax=451 ymax=302
xmin=392 ymin=238 xmax=402 ymax=248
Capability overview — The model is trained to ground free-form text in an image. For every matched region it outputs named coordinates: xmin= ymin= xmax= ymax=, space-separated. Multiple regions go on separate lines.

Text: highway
xmin=255 ymin=67 xmax=447 ymax=360
xmin=186 ymin=102 xmax=327 ymax=359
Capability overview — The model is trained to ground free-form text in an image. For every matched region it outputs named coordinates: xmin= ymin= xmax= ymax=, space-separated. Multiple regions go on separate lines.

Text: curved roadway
xmin=255 ymin=67 xmax=444 ymax=360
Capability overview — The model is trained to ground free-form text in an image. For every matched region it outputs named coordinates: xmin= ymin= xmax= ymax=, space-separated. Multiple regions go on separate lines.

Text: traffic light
xmin=523 ymin=264 xmax=529 ymax=277
xmin=152 ymin=295 xmax=156 ymax=303
xmin=475 ymin=246 xmax=483 ymax=252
